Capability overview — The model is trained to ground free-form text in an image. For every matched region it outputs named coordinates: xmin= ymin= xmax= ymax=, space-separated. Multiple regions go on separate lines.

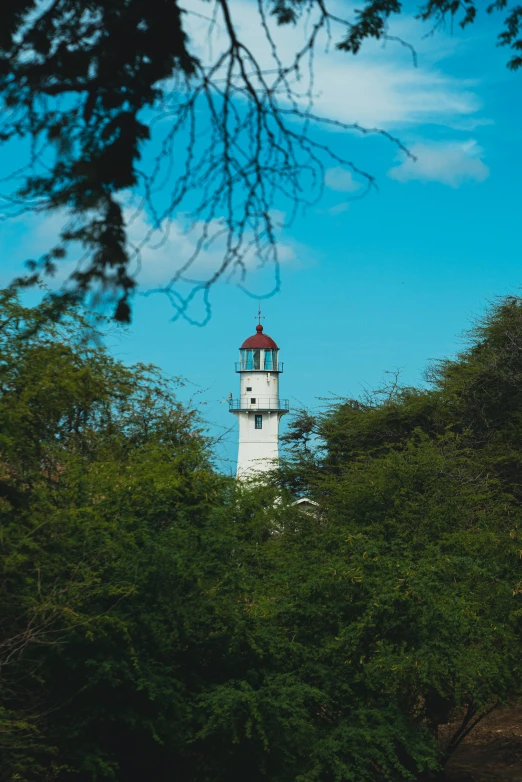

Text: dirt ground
xmin=443 ymin=706 xmax=522 ymax=781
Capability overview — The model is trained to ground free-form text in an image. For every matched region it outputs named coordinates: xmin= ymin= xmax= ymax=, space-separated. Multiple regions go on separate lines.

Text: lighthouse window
xmin=264 ymin=349 xmax=275 ymax=370
xmin=251 ymin=398 xmax=256 ymax=404
xmin=240 ymin=349 xmax=253 ymax=370
xmin=255 ymin=415 xmax=263 ymax=429
xmin=253 ymin=349 xmax=261 ymax=369
xmin=246 ymin=387 xmax=252 ymax=391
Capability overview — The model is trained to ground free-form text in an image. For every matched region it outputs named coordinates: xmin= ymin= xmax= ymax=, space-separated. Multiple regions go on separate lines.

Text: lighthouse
xmin=229 ymin=313 xmax=289 ymax=478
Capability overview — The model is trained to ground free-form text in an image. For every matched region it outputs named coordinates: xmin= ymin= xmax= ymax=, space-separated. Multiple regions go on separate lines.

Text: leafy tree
xmin=0 ymin=1 xmax=519 ymax=322
xmin=4 ymin=291 xmax=522 ymax=781
xmin=274 ymin=296 xmax=522 ymax=777
xmin=0 ymin=288 xmax=230 ymax=779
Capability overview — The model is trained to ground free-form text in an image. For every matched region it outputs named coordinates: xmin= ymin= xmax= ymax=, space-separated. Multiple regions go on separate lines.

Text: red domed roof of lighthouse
xmin=240 ymin=324 xmax=279 ymax=350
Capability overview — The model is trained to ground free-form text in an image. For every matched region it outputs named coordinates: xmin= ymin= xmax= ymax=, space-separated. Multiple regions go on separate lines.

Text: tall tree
xmin=275 ymin=296 xmax=522 ymax=777
xmin=0 ymin=288 xmax=229 ymax=779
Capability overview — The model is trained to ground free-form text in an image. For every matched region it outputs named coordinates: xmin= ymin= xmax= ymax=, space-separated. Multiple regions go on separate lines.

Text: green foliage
xmin=0 ymin=289 xmax=229 ymax=779
xmin=276 ymin=295 xmax=522 ymax=776
xmin=3 ymin=293 xmax=522 ymax=781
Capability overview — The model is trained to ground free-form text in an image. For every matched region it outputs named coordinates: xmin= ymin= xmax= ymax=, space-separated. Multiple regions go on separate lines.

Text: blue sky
xmin=1 ymin=2 xmax=521 ymax=473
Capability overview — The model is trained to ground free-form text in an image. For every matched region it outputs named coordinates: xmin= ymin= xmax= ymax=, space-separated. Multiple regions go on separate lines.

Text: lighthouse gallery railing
xmin=228 ymin=399 xmax=290 ymax=412
xmin=235 ymin=361 xmax=284 ymax=373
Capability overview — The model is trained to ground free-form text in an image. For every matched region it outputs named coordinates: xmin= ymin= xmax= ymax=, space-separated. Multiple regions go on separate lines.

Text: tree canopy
xmin=3 ymin=290 xmax=522 ymax=780
xmin=277 ymin=296 xmax=522 ymax=775
xmin=0 ymin=0 xmax=520 ymax=322
xmin=0 ymin=289 xmax=228 ymax=778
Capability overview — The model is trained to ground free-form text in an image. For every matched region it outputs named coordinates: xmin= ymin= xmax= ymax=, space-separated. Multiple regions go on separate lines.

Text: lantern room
xmin=237 ymin=324 xmax=283 ymax=373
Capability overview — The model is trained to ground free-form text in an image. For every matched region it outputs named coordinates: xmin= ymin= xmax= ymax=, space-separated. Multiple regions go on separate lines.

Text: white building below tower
xmin=229 ymin=319 xmax=289 ymax=478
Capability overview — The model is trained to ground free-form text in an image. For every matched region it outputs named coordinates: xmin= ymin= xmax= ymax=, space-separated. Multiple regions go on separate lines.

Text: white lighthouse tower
xmin=229 ymin=313 xmax=289 ymax=478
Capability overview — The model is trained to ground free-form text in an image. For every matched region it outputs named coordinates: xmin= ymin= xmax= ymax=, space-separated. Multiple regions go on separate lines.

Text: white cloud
xmin=186 ymin=0 xmax=485 ymax=129
xmin=0 ymin=205 xmax=297 ymax=290
xmin=388 ymin=139 xmax=489 ymax=187
xmin=124 ymin=209 xmax=296 ymax=285
xmin=325 ymin=168 xmax=362 ymax=192
xmin=329 ymin=202 xmax=351 ymax=215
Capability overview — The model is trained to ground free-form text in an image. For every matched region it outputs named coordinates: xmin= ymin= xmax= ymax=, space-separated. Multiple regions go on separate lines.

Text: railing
xmin=235 ymin=362 xmax=284 ymax=373
xmin=229 ymin=398 xmax=290 ymax=412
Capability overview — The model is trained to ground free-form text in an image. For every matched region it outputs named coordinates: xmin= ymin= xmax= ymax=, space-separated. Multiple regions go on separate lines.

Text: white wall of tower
xmin=239 ymin=369 xmax=279 ymax=409
xmin=236 ymin=410 xmax=282 ymax=478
